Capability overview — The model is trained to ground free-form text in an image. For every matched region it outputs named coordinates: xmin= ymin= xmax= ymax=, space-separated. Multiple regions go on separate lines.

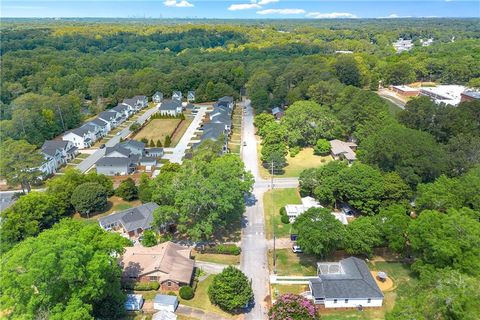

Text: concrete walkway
xmin=195 ymin=261 xmax=238 ymax=274
xmin=162 ymin=106 xmax=208 ymax=164
xmin=176 ymin=305 xmax=232 ymax=320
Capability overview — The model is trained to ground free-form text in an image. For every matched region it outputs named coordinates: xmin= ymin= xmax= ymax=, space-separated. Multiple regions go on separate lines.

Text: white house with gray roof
xmin=159 ymin=100 xmax=182 ymax=117
xmin=187 ymin=91 xmax=195 ymax=102
xmin=98 ymin=202 xmax=159 ymax=238
xmin=308 ymin=257 xmax=383 ymax=308
xmin=62 ymin=126 xmax=95 ymax=149
xmin=172 ymin=91 xmax=182 ymax=101
xmin=153 ymin=91 xmax=163 ymax=103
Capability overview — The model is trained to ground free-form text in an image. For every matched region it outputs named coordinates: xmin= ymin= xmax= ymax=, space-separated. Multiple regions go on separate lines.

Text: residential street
xmin=76 ymin=104 xmax=160 ymax=173
xmin=240 ymin=99 xmax=299 ymax=320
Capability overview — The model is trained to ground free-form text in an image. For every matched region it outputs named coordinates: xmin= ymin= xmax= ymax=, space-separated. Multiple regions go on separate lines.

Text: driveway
xmin=377 ymin=89 xmax=406 ymax=109
xmin=177 ymin=305 xmax=232 ymax=320
xmin=76 ymin=105 xmax=160 ymax=173
xmin=162 ymin=106 xmax=208 ymax=164
xmin=194 ymin=261 xmax=232 ymax=274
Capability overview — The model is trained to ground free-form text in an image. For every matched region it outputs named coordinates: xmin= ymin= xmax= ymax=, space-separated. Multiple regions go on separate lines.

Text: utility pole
xmin=271 ymin=160 xmax=276 ymax=274
xmin=56 ymin=105 xmax=66 ymax=132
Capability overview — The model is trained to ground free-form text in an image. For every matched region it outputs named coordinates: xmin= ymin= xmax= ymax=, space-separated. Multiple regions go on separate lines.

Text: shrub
xmin=269 ymin=294 xmax=317 ymax=320
xmin=179 ymin=286 xmax=194 ymax=300
xmin=164 ymin=135 xmax=172 ymax=147
xmin=215 ymin=244 xmax=241 ymax=255
xmin=129 ymin=123 xmax=140 ymax=132
xmin=141 ymin=230 xmax=158 ymax=247
xmin=281 ymin=214 xmax=290 ymax=224
xmin=279 ymin=207 xmax=286 ymax=216
xmin=289 ymin=146 xmax=301 ymax=157
xmin=167 ymin=291 xmax=177 ymax=296
xmin=124 ymin=281 xmax=160 ymax=291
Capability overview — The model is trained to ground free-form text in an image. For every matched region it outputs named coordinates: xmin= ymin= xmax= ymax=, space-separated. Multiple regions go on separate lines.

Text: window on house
xmin=167 ymin=281 xmax=172 ymax=287
xmin=345 ymin=299 xmax=349 ymax=303
xmin=333 ymin=299 xmax=337 ymax=304
xmin=367 ymin=298 xmax=371 ymax=303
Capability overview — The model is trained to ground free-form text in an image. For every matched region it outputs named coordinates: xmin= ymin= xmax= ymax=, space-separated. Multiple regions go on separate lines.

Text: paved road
xmin=162 ymin=106 xmax=208 ymax=164
xmin=240 ymin=99 xmax=270 ymax=320
xmin=377 ymin=89 xmax=406 ymax=109
xmin=76 ymin=105 xmax=160 ymax=173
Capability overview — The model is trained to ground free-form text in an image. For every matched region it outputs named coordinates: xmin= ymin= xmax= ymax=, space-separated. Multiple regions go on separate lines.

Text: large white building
xmin=419 ymin=85 xmax=466 ymax=106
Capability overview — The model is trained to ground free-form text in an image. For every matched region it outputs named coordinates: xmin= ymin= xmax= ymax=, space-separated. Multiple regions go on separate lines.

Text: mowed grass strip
xmin=192 ymin=250 xmax=240 ymax=265
xmin=268 ymin=248 xmax=317 ymax=276
xmin=263 ymin=188 xmax=301 ymax=239
xmin=133 ymin=119 xmax=181 ymax=143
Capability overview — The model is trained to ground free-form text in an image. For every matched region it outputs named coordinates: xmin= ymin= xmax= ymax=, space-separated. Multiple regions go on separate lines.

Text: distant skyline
xmin=2 ymin=1 xmax=479 ymax=19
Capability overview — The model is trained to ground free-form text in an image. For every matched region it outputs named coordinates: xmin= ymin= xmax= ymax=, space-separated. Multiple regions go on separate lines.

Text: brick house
xmin=120 ymin=241 xmax=194 ymax=291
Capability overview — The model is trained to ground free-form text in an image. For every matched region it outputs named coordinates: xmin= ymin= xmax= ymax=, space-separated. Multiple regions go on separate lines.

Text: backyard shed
xmin=154 ymin=294 xmax=179 ymax=312
xmin=124 ymin=294 xmax=144 ymax=311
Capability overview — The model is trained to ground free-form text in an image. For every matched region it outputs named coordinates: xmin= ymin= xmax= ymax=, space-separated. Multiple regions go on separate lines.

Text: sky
xmin=2 ymin=0 xmax=479 ymax=19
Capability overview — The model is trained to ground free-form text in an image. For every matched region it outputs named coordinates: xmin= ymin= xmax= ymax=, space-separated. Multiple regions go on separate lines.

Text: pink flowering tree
xmin=269 ymin=294 xmax=318 ymax=320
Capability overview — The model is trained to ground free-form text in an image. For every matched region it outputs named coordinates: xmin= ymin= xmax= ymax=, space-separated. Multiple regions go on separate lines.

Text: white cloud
xmin=306 ymin=12 xmax=357 ymax=19
xmin=228 ymin=3 xmax=261 ymax=11
xmin=164 ymin=0 xmax=194 ymax=8
xmin=257 ymin=8 xmax=306 ymax=15
xmin=381 ymin=13 xmax=412 ymax=18
xmin=257 ymin=0 xmax=279 ymax=5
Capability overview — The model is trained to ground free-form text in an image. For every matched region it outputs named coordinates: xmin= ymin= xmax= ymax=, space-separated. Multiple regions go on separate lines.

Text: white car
xmin=292 ymin=245 xmax=303 ymax=253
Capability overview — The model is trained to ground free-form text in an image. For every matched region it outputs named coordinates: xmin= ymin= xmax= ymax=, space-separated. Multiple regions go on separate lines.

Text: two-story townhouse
xmin=62 ymin=127 xmax=94 ymax=149
xmin=153 ymin=91 xmax=163 ymax=103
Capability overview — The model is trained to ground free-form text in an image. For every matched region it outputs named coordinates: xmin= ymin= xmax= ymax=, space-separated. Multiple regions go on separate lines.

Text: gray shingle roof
xmin=69 ymin=126 xmax=91 ymax=137
xmin=159 ymin=100 xmax=182 ymax=111
xmin=96 ymin=157 xmax=132 ymax=167
xmin=99 ymin=202 xmax=158 ymax=232
xmin=89 ymin=118 xmax=108 ymax=127
xmin=105 ymin=145 xmax=131 ymax=157
xmin=309 ymin=257 xmax=383 ymax=300
xmin=462 ymin=91 xmax=480 ymax=99
xmin=120 ymin=140 xmax=145 ymax=152
xmin=42 ymin=140 xmax=69 ymax=151
xmin=272 ymin=107 xmax=283 ymax=115
xmin=123 ymin=98 xmax=137 ymax=107
xmin=98 ymin=111 xmax=118 ymax=121
xmin=113 ymin=104 xmax=129 ymax=113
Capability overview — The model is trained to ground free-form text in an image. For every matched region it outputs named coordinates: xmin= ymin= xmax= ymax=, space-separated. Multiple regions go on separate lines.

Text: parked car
xmin=292 ymin=245 xmax=303 ymax=253
xmin=99 ymin=144 xmax=106 ymax=149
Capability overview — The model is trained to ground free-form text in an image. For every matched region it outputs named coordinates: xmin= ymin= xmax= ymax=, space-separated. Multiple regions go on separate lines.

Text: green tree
xmin=138 ymin=173 xmax=153 ymax=203
xmin=384 ymin=61 xmax=416 ymax=85
xmin=313 ymin=138 xmax=330 ymax=155
xmin=149 ymin=139 xmax=155 ymax=147
xmin=377 ymin=204 xmax=411 ymax=253
xmin=164 ymin=134 xmax=172 ymax=147
xmin=0 ymin=139 xmax=43 ymax=192
xmin=208 ymin=266 xmax=253 ymax=312
xmin=334 ymin=55 xmax=361 ymax=87
xmin=0 ymin=219 xmax=129 ymax=319
xmin=156 ymin=139 xmax=163 ymax=147
xmin=0 ymin=192 xmax=66 ymax=253
xmin=407 ymin=209 xmax=480 ymax=275
xmin=254 ymin=113 xmax=275 ymax=134
xmin=71 ymin=182 xmax=107 ymax=217
xmin=343 ymin=217 xmax=382 ymax=257
xmin=115 ymin=178 xmax=138 ymax=201
xmin=141 ymin=230 xmax=157 ymax=247
xmin=294 ymin=208 xmax=346 ymax=257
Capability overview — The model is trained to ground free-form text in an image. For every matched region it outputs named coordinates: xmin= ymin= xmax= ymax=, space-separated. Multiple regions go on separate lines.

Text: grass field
xmin=133 ymin=119 xmax=181 ymax=144
xmin=171 ymin=117 xmax=193 ymax=146
xmin=179 ymin=275 xmax=235 ymax=319
xmin=271 ymin=284 xmax=309 ymax=297
xmin=192 ymin=250 xmax=241 ymax=265
xmin=268 ymin=248 xmax=318 ymax=276
xmin=263 ymin=188 xmax=301 ymax=239
xmin=258 ymin=146 xmax=332 ymax=179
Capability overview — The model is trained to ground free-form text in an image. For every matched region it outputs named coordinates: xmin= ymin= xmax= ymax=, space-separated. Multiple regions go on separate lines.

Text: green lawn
xmin=271 ymin=284 xmax=309 ymax=297
xmin=269 ymin=248 xmax=317 ymax=276
xmin=179 ymin=275 xmax=235 ymax=319
xmin=192 ymin=251 xmax=240 ymax=265
xmin=258 ymin=147 xmax=332 ymax=179
xmin=263 ymin=188 xmax=301 ymax=239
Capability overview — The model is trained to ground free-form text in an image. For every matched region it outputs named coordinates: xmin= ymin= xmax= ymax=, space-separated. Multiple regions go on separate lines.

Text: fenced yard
xmin=133 ymin=119 xmax=182 ymax=145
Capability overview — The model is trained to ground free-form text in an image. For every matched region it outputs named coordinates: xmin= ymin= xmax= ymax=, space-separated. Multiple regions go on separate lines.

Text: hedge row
xmin=123 ymin=281 xmax=160 ymax=291
xmin=201 ymin=244 xmax=241 ymax=255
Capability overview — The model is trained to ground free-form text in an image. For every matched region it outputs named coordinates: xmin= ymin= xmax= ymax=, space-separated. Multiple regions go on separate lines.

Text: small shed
xmin=125 ymin=294 xmax=144 ymax=311
xmin=154 ymin=294 xmax=179 ymax=312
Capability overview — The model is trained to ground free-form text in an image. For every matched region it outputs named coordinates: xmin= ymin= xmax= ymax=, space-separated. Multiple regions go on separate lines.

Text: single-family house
xmin=99 ymin=202 xmax=158 ymax=237
xmin=330 ymin=140 xmax=357 ymax=163
xmin=217 ymin=96 xmax=234 ymax=109
xmin=39 ymin=149 xmax=62 ymax=176
xmin=120 ymin=140 xmax=145 ymax=156
xmin=187 ymin=91 xmax=195 ymax=102
xmin=62 ymin=126 xmax=94 ymax=149
xmin=271 ymin=107 xmax=284 ymax=120
xmin=82 ymin=123 xmax=103 ymax=141
xmin=133 ymin=95 xmax=148 ymax=109
xmin=159 ymin=100 xmax=183 ymax=117
xmin=89 ymin=118 xmax=110 ymax=136
xmin=153 ymin=91 xmax=163 ymax=103
xmin=308 ymin=257 xmax=384 ymax=308
xmin=42 ymin=140 xmax=78 ymax=162
xmin=140 ymin=157 xmax=157 ymax=171
xmin=172 ymin=91 xmax=182 ymax=101
xmin=393 ymin=38 xmax=413 ymax=53
xmin=98 ymin=110 xmax=121 ymax=128
xmin=104 ymin=145 xmax=132 ymax=158
xmin=95 ymin=157 xmax=136 ymax=176
xmin=154 ymin=295 xmax=179 ymax=312
xmin=285 ymin=196 xmax=348 ymax=224
xmin=120 ymin=241 xmax=194 ymax=291
xmin=125 ymin=294 xmax=144 ymax=311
